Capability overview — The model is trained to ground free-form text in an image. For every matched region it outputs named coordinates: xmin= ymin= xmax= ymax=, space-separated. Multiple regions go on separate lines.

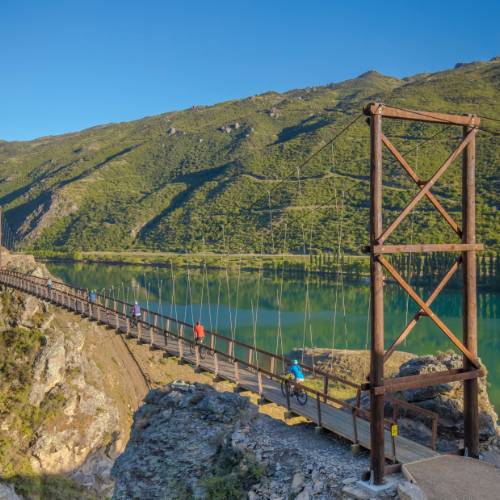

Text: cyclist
xmin=288 ymin=359 xmax=305 ymax=386
xmin=131 ymin=301 xmax=141 ymax=326
xmin=193 ymin=320 xmax=205 ymax=345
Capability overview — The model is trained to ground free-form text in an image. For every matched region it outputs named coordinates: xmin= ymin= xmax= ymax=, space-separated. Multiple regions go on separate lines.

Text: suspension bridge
xmin=0 ymin=103 xmax=493 ymax=485
xmin=0 ymin=268 xmax=438 ymax=468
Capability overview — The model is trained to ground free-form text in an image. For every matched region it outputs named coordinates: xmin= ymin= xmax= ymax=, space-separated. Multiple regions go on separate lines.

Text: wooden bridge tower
xmin=364 ymin=103 xmax=483 ymax=484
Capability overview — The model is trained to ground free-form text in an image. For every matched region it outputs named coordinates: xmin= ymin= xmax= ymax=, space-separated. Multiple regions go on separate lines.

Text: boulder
xmin=393 ymin=354 xmax=498 ymax=446
xmin=0 ymin=482 xmax=22 ymax=500
xmin=268 ymin=107 xmax=280 ymax=118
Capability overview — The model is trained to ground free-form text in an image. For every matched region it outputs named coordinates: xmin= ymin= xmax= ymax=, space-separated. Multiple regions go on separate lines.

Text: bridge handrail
xmin=0 ymin=269 xmax=406 ymax=431
xmin=2 ymin=269 xmax=361 ymax=390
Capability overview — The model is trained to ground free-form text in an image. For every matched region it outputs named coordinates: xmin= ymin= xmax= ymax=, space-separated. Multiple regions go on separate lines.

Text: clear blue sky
xmin=1 ymin=0 xmax=498 ymax=141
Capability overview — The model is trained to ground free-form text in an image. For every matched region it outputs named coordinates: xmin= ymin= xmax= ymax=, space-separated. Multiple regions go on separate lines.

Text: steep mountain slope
xmin=0 ymin=58 xmax=499 ymax=254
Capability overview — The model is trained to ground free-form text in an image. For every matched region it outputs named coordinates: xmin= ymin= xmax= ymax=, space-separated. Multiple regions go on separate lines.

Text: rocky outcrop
xmin=0 ymin=482 xmax=22 ymax=500
xmin=28 ymin=319 xmax=121 ymax=476
xmin=112 ymin=383 xmax=254 ymax=499
xmin=394 ymin=354 xmax=498 ymax=448
xmin=0 ymin=250 xmax=40 ymax=276
xmin=0 ymin=252 xmax=149 ymax=497
xmin=112 ymin=382 xmax=370 ymax=499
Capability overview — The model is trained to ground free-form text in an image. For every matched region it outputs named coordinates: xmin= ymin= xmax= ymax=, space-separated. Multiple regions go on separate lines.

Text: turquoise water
xmin=47 ymin=262 xmax=500 ymax=413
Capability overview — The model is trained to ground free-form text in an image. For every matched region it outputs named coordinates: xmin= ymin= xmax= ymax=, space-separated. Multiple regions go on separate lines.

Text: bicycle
xmin=130 ymin=316 xmax=141 ymax=329
xmin=189 ymin=339 xmax=207 ymax=359
xmin=281 ymin=375 xmax=308 ymax=406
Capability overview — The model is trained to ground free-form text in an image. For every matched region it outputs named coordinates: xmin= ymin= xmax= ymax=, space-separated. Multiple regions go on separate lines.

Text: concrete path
xmin=403 ymin=455 xmax=500 ymax=500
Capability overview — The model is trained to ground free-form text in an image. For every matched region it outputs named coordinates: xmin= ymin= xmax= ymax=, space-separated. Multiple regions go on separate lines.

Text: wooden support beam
xmin=372 ymin=368 xmax=484 ymax=395
xmin=352 ymin=410 xmax=359 ymax=444
xmin=384 ymin=258 xmax=461 ymax=362
xmin=150 ymin=326 xmax=155 ymax=348
xmin=378 ymin=255 xmax=480 ymax=368
xmin=462 ymin=122 xmax=480 ymax=458
xmin=373 ymin=243 xmax=483 ymax=254
xmin=234 ymin=360 xmax=240 ymax=386
xmin=214 ymin=353 xmax=219 ymax=376
xmin=316 ymin=395 xmax=322 ymax=427
xmin=369 ymin=110 xmax=385 ymax=485
xmin=378 ymin=129 xmax=476 ymax=244
xmin=364 ymin=103 xmax=480 ymax=127
xmin=257 ymin=370 xmax=263 ymax=397
xmin=178 ymin=326 xmax=184 ymax=360
xmin=381 ymin=133 xmax=462 ymax=237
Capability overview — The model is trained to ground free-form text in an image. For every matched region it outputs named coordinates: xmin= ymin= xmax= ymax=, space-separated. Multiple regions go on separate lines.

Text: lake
xmin=47 ymin=262 xmax=500 ymax=413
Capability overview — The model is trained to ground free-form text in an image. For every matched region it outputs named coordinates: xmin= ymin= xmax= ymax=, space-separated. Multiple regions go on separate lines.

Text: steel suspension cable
xmin=329 ymin=188 xmax=341 ymax=370
xmin=385 ymin=104 xmax=500 ymax=137
xmin=250 ymin=239 xmax=264 ymax=368
xmin=170 ymin=260 xmax=179 ymax=326
xmin=337 ymin=189 xmax=349 ymax=351
xmin=275 ymin=223 xmax=288 ymax=370
xmin=221 ymin=224 xmax=234 ymax=338
xmin=230 ymin=253 xmax=243 ymax=346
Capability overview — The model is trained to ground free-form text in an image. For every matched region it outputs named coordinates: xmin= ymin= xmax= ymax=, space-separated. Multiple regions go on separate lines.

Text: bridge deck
xmin=0 ymin=270 xmax=438 ymax=465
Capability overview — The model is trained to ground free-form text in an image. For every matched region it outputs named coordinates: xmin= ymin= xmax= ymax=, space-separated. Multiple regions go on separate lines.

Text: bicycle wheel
xmin=281 ymin=380 xmax=289 ymax=398
xmin=296 ymin=387 xmax=308 ymax=406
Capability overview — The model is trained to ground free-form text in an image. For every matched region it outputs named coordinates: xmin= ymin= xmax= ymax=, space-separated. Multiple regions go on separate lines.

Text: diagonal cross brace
xmin=378 ymin=129 xmax=476 ymax=244
xmin=378 ymin=255 xmax=480 ymax=368
xmin=383 ymin=257 xmax=461 ymax=363
xmin=381 ymin=134 xmax=462 ymax=237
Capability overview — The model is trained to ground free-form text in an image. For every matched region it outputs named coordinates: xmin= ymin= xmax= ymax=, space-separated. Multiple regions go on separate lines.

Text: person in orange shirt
xmin=193 ymin=320 xmax=205 ymax=344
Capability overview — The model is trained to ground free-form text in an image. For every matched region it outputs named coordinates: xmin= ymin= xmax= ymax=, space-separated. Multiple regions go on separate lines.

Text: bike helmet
xmin=293 ymin=359 xmax=299 ymax=365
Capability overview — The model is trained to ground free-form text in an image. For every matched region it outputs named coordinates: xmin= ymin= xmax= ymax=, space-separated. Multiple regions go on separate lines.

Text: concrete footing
xmin=353 ymin=475 xmax=400 ymax=498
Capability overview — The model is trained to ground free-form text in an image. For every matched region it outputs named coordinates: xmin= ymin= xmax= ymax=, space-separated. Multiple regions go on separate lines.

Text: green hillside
xmin=0 ymin=58 xmax=499 ymax=255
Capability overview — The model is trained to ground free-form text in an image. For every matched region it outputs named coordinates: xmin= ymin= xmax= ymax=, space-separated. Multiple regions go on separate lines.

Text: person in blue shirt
xmin=89 ymin=290 xmax=97 ymax=303
xmin=288 ymin=359 xmax=305 ymax=383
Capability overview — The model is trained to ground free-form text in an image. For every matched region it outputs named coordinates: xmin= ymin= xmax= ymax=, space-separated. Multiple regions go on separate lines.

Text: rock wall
xmin=0 ymin=252 xmax=149 ymax=498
